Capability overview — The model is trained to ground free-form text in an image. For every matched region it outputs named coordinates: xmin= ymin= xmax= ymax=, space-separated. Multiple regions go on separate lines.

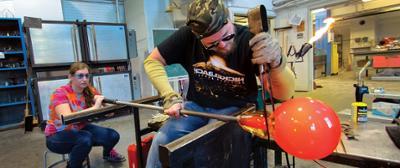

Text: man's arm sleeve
xmin=144 ymin=56 xmax=182 ymax=108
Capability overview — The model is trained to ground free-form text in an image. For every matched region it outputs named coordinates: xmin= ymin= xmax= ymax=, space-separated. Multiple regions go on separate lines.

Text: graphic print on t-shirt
xmin=193 ymin=55 xmax=247 ymax=99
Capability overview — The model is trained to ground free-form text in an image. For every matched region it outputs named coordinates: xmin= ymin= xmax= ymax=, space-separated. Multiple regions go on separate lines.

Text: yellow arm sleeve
xmin=144 ymin=57 xmax=182 ymax=108
xmin=263 ymin=55 xmax=295 ymax=100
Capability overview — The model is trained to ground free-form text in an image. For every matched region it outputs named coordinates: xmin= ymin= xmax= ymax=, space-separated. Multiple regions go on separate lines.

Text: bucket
xmin=352 ymin=102 xmax=368 ymax=123
xmin=128 ymin=134 xmax=154 ymax=168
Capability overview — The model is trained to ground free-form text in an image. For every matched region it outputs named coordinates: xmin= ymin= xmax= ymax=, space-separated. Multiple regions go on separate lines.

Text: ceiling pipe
xmin=335 ymin=8 xmax=400 ymax=22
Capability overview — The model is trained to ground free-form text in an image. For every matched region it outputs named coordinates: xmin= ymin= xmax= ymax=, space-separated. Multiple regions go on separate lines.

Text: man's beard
xmin=212 ymin=42 xmax=236 ymax=58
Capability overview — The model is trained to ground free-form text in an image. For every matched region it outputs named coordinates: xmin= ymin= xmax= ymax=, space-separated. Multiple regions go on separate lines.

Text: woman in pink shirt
xmin=45 ymin=62 xmax=125 ymax=168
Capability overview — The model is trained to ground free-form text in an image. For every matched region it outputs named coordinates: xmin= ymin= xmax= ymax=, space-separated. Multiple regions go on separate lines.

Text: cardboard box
xmin=372 ymin=102 xmax=400 ymax=118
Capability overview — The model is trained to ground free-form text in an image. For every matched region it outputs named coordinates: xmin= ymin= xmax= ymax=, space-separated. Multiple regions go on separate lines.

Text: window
xmin=62 ymin=0 xmax=125 ymax=23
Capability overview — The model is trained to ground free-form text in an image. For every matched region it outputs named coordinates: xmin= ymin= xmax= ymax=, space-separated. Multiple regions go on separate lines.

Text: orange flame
xmin=308 ymin=18 xmax=335 ymax=44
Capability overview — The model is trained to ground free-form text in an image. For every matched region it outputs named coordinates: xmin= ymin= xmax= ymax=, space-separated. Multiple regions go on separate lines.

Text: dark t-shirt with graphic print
xmin=157 ymin=24 xmax=258 ymax=109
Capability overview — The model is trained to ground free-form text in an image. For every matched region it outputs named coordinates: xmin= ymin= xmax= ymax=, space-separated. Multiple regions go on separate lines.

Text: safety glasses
xmin=203 ymin=33 xmax=235 ymax=50
xmin=74 ymin=73 xmax=90 ymax=79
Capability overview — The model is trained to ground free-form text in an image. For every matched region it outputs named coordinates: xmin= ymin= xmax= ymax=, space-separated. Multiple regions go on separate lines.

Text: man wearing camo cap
xmin=144 ymin=0 xmax=295 ymax=167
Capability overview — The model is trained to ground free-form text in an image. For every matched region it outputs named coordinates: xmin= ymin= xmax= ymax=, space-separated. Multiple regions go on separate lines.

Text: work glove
xmin=144 ymin=56 xmax=184 ymax=118
xmin=249 ymin=32 xmax=282 ymax=68
xmin=163 ymin=93 xmax=184 ymax=118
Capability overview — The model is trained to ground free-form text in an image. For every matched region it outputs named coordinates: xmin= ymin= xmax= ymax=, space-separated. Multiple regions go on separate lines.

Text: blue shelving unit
xmin=0 ymin=83 xmax=26 ymax=89
xmin=0 ymin=101 xmax=29 ymax=108
xmin=0 ymin=67 xmax=26 ymax=71
xmin=0 ymin=36 xmax=21 ymax=39
xmin=0 ymin=18 xmax=35 ymax=130
xmin=1 ymin=51 xmax=24 ymax=54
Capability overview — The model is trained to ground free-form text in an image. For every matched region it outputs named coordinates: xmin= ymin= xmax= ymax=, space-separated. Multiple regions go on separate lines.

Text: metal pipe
xmin=336 ymin=8 xmax=400 ymax=22
xmin=103 ymin=99 xmax=238 ymax=122
xmin=358 ymin=60 xmax=371 ymax=86
xmin=71 ymin=25 xmax=78 ymax=62
xmin=89 ymin=25 xmax=98 ymax=61
xmin=116 ymin=0 xmax=120 ymax=23
xmin=132 ymin=107 xmax=143 ymax=168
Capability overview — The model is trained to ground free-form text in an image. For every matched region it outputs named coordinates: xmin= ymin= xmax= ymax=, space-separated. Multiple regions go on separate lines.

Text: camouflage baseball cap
xmin=186 ymin=0 xmax=229 ymax=38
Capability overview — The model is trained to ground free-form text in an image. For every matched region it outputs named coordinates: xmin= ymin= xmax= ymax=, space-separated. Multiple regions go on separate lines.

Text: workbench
xmin=97 ymin=96 xmax=399 ymax=168
xmin=159 ymin=111 xmax=400 ymax=167
xmin=325 ymin=113 xmax=400 ymax=167
xmin=255 ymin=113 xmax=400 ymax=167
xmin=366 ymin=91 xmax=400 ymax=100
xmin=351 ymin=49 xmax=400 ymax=80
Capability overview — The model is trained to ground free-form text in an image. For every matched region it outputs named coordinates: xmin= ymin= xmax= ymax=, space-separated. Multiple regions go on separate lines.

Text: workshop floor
xmin=1 ymin=70 xmax=399 ymax=168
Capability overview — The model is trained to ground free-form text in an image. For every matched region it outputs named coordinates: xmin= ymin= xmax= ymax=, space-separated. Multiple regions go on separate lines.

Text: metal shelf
xmin=0 ymin=101 xmax=29 ymax=108
xmin=0 ymin=51 xmax=24 ymax=54
xmin=352 ymin=49 xmax=400 ymax=57
xmin=0 ymin=67 xmax=26 ymax=71
xmin=0 ymin=36 xmax=21 ymax=39
xmin=0 ymin=122 xmax=22 ymax=131
xmin=371 ymin=76 xmax=400 ymax=81
xmin=0 ymin=84 xmax=26 ymax=89
xmin=0 ymin=18 xmax=36 ymax=128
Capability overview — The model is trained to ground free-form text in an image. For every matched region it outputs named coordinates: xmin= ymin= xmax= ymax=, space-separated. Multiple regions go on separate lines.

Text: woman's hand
xmin=93 ymin=95 xmax=105 ymax=108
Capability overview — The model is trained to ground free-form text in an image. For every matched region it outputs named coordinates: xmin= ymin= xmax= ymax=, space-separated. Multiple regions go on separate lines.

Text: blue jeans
xmin=146 ymin=101 xmax=239 ymax=168
xmin=46 ymin=123 xmax=120 ymax=168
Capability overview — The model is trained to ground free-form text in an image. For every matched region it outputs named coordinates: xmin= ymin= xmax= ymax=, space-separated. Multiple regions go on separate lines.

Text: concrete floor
xmin=1 ymin=70 xmax=399 ymax=168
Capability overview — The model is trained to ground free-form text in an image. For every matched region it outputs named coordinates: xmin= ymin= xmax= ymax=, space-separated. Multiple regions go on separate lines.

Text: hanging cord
xmin=313 ymin=160 xmax=328 ymax=168
xmin=258 ymin=64 xmax=273 ymax=167
xmin=259 ymin=64 xmax=271 ymax=147
xmin=340 ymin=139 xmax=347 ymax=154
xmin=312 ymin=138 xmax=342 ymax=168
xmin=285 ymin=152 xmax=291 ymax=168
xmin=287 ymin=45 xmax=297 ymax=57
xmin=262 ymin=64 xmax=292 ymax=168
xmin=292 ymin=155 xmax=296 ymax=168
xmin=286 ymin=45 xmax=303 ymax=78
xmin=265 ymin=64 xmax=275 ymax=111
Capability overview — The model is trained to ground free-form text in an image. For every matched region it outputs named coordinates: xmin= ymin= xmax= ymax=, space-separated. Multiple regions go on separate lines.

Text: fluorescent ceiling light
xmin=386 ymin=6 xmax=400 ymax=11
xmin=311 ymin=8 xmax=326 ymax=14
xmin=362 ymin=0 xmax=372 ymax=2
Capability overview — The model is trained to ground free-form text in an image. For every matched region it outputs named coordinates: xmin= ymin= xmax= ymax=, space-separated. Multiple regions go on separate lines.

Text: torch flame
xmin=308 ymin=17 xmax=335 ymax=44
